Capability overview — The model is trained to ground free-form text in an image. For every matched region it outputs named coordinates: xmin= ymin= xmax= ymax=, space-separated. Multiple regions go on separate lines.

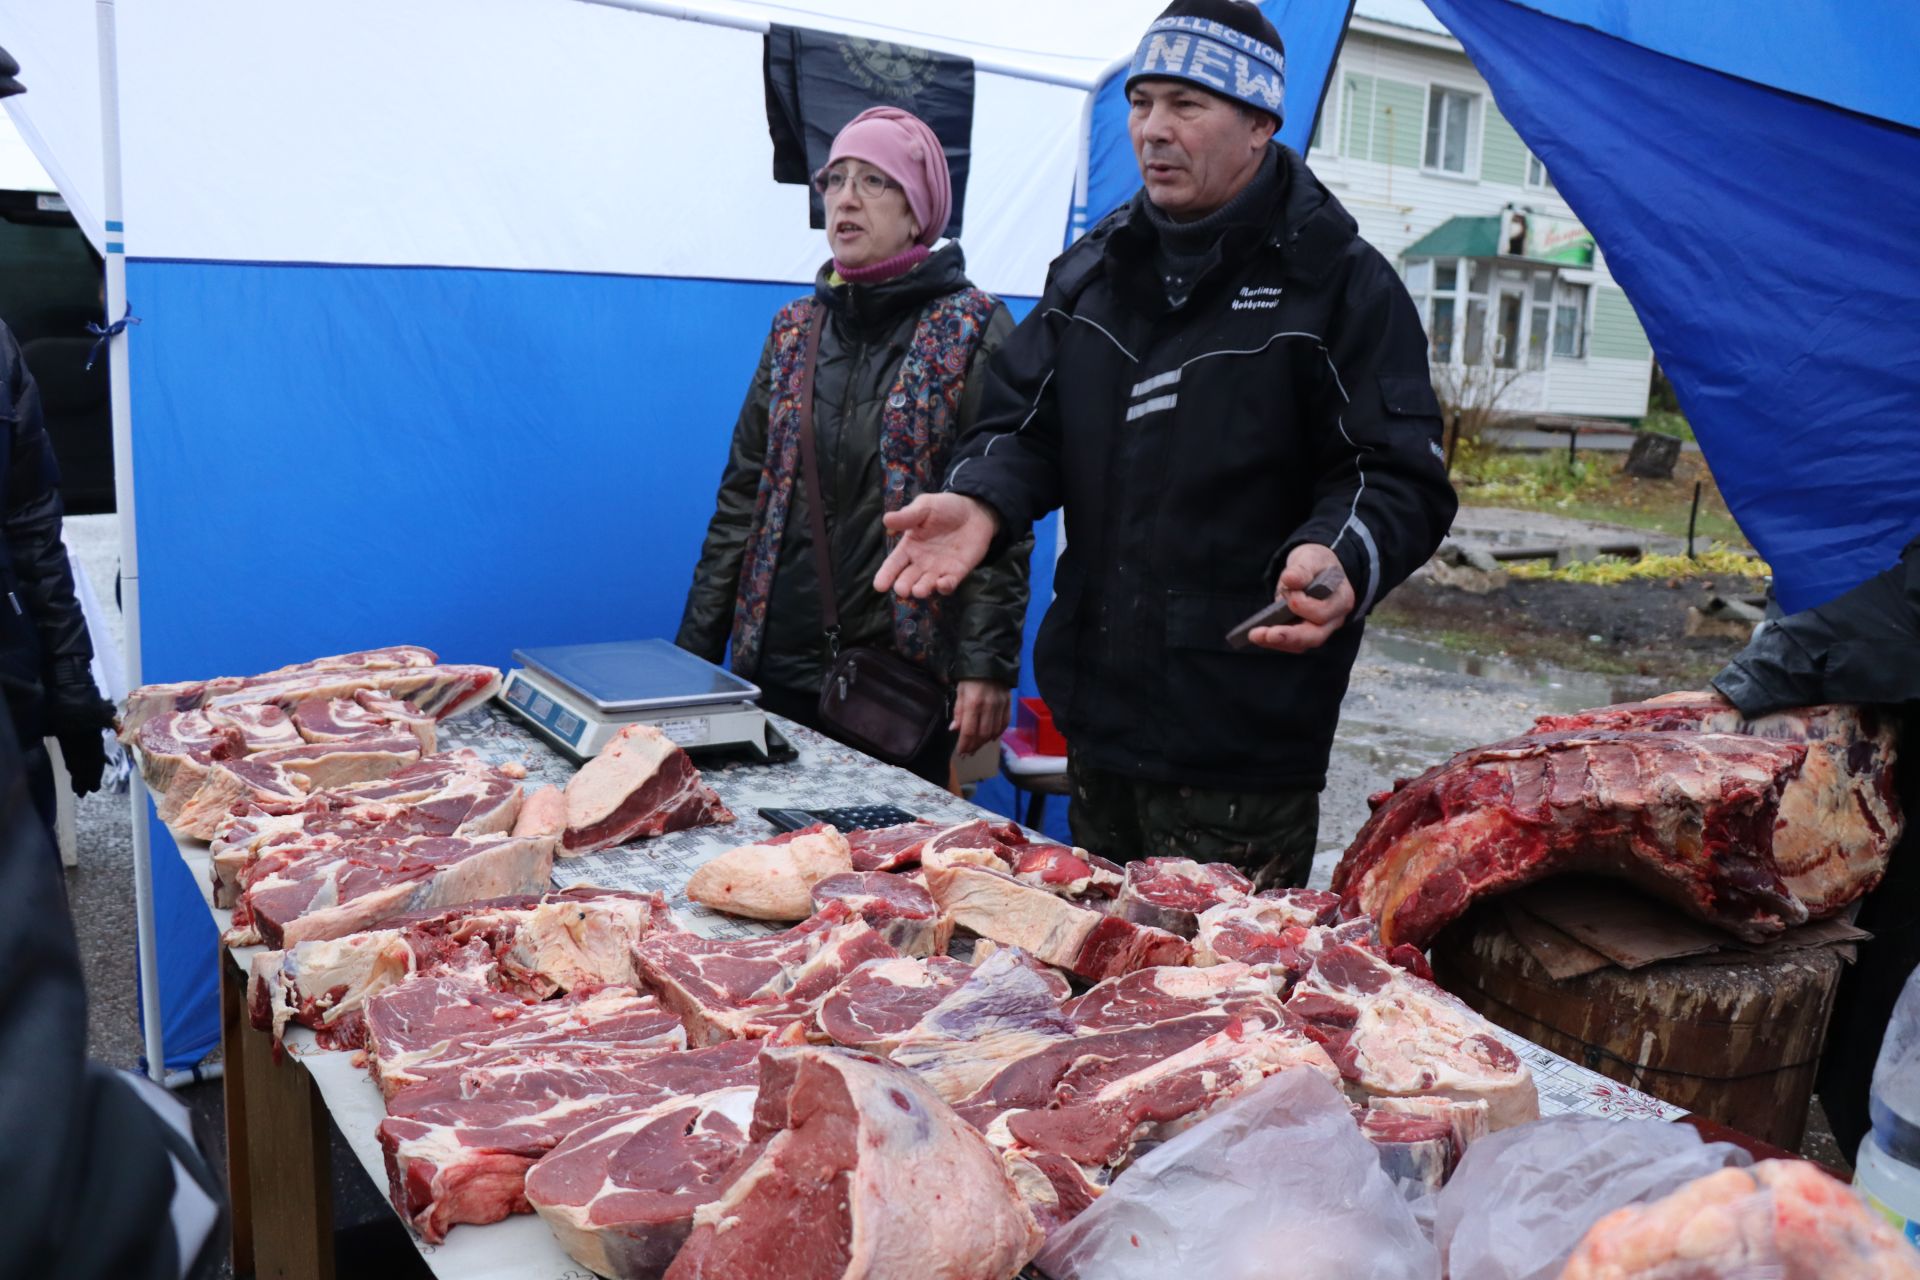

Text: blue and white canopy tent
xmin=0 ymin=0 xmax=1349 ymax=1079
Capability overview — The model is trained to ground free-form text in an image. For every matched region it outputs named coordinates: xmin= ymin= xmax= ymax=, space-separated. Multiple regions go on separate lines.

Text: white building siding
xmin=1306 ymin=28 xmax=1653 ymax=419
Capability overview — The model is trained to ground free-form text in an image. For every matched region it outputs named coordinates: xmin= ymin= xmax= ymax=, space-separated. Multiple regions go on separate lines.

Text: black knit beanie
xmin=1124 ymin=0 xmax=1286 ymax=127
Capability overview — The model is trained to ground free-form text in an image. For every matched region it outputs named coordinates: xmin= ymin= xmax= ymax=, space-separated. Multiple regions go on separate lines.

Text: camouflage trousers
xmin=1066 ymin=754 xmax=1320 ymax=891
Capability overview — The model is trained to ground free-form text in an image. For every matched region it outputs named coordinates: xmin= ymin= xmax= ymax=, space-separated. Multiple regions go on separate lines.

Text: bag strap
xmin=794 ymin=302 xmax=840 ymax=654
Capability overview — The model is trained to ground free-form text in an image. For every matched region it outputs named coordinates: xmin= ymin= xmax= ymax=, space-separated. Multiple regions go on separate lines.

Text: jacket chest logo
xmin=1232 ymin=285 xmax=1284 ymax=312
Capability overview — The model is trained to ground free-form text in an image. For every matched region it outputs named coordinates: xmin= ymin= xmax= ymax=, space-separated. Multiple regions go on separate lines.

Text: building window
xmin=1407 ymin=257 xmax=1492 ymax=365
xmin=1424 ymin=86 xmax=1477 ymax=175
xmin=1553 ymin=281 xmax=1590 ymax=358
xmin=1311 ymin=73 xmax=1337 ymax=155
xmin=1526 ymin=153 xmax=1554 ymax=190
xmin=1527 ymin=274 xmax=1553 ymax=371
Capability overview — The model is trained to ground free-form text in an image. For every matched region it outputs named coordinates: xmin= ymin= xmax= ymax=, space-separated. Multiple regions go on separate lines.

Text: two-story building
xmin=1309 ymin=0 xmax=1655 ymax=419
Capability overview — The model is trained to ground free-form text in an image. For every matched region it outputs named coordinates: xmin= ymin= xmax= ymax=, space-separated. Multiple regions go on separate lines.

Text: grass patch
xmin=1506 ymin=543 xmax=1769 ymax=585
xmin=1452 ymin=440 xmax=1748 ymax=546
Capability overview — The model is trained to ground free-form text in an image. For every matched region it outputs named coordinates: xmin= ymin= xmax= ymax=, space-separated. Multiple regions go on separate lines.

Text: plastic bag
xmin=1872 ymin=965 xmax=1920 ymax=1162
xmin=1436 ymin=1116 xmax=1751 ymax=1280
xmin=1034 ymin=1069 xmax=1439 ymax=1280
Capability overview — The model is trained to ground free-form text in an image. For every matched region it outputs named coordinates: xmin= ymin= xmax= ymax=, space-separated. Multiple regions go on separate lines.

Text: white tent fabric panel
xmin=0 ymin=111 xmax=57 ymax=193
xmin=94 ymin=0 xmax=1092 ymax=294
xmin=0 ymin=2 xmax=105 ymax=243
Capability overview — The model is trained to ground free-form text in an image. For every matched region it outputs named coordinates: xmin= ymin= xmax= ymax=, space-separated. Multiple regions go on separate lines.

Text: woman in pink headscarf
xmin=677 ymin=107 xmax=1028 ymax=785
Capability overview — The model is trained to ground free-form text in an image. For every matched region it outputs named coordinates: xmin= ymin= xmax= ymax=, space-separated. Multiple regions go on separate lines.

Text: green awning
xmin=1403 ymin=215 xmax=1503 ymax=259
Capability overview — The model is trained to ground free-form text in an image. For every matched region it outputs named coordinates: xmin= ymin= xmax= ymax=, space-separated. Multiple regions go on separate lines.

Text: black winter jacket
xmin=945 ymin=146 xmax=1456 ymax=791
xmin=0 ymin=324 xmax=93 ymax=743
xmin=677 ymin=245 xmax=1028 ymax=697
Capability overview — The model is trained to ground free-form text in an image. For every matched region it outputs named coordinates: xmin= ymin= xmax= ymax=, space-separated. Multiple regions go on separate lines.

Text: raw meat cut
xmin=292 ymin=691 xmax=438 ymax=753
xmin=134 ymin=709 xmax=246 ymax=796
xmin=845 ymin=820 xmax=942 ymax=872
xmin=563 ymin=724 xmax=733 ymax=855
xmin=683 ymin=824 xmax=852 ymax=921
xmin=364 ymin=977 xmax=685 ymax=1098
xmin=248 ymin=888 xmax=673 ymax=1047
xmin=229 ymin=829 xmax=557 ymax=948
xmin=922 ymin=860 xmax=1190 ymax=981
xmin=889 ymin=950 xmax=1079 ymax=1104
xmin=1114 ymin=857 xmax=1253 ymax=936
xmin=1332 ymin=729 xmax=1814 ymax=947
xmin=207 ymin=703 xmax=304 ymax=753
xmin=1356 ymin=1106 xmax=1458 ymax=1194
xmin=384 ymin=1038 xmax=761 ymax=1244
xmin=1530 ymin=695 xmax=1903 ymax=918
xmin=663 ymin=1045 xmax=1043 ymax=1280
xmin=203 ymin=662 xmax=502 ymax=723
xmin=633 ymin=903 xmax=898 ymax=1046
xmin=243 ymin=731 xmax=423 ymax=790
xmin=168 ymin=757 xmax=310 ymax=840
xmin=1005 ymin=845 xmax=1126 ymax=903
xmin=815 ymin=955 xmax=975 ymax=1053
xmin=808 ymin=871 xmax=951 ymax=956
xmin=1559 ymin=1158 xmax=1920 ymax=1280
xmin=512 ymin=784 xmax=568 ymax=839
xmin=1284 ymin=935 xmax=1538 ymax=1129
xmin=119 ymin=645 xmax=440 ymax=735
xmin=526 ymin=1071 xmax=762 ymax=1275
xmin=1192 ymin=888 xmax=1343 ymax=966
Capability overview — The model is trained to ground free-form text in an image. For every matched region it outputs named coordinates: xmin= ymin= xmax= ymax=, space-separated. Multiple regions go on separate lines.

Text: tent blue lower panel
xmin=1427 ymin=0 xmax=1920 ymax=610
xmin=124 ymin=259 xmax=1047 ymax=1064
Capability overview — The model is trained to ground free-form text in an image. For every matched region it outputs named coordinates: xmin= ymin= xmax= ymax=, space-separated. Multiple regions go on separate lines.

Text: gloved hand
xmin=45 ymin=657 xmax=114 ymax=796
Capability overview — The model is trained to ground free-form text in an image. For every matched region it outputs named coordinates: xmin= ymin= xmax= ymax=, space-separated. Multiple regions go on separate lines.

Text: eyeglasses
xmin=813 ymin=168 xmax=898 ymax=198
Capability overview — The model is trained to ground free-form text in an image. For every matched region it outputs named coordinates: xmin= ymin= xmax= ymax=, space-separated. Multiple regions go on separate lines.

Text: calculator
xmin=757 ymin=804 xmax=922 ymax=833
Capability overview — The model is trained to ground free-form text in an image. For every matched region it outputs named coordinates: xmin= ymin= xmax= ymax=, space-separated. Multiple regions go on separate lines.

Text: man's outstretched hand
xmin=1245 ymin=543 xmax=1356 ymax=653
xmin=874 ymin=493 xmax=999 ymax=599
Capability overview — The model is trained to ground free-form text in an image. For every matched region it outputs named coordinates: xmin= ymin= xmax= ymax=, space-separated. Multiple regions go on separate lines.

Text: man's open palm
xmin=874 ymin=493 xmax=998 ymax=598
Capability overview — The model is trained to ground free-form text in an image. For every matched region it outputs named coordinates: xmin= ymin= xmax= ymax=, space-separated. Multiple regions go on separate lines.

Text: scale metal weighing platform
xmin=499 ymin=638 xmax=774 ymax=763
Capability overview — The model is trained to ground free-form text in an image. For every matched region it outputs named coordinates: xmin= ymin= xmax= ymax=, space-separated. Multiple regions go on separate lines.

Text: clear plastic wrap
xmin=1435 ymin=1116 xmax=1751 ymax=1280
xmin=1033 ymin=1069 xmax=1439 ymax=1280
xmin=1873 ymin=966 xmax=1920 ymax=1164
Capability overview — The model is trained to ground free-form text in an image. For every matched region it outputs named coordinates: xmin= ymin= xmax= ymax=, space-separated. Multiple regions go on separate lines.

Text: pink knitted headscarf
xmin=823 ymin=107 xmax=952 ymax=248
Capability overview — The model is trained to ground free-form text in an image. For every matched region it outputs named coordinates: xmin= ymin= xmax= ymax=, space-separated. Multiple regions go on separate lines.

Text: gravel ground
xmin=57 ymin=508 xmax=1839 ymax=1276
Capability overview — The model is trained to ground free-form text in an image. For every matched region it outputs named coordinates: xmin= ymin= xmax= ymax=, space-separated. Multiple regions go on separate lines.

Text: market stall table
xmin=185 ymin=704 xmax=1686 ymax=1280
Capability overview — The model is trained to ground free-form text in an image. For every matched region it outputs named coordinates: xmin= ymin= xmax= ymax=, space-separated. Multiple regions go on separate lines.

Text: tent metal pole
xmin=574 ymin=0 xmax=1103 ymax=90
xmin=94 ymin=0 xmax=165 ymax=1086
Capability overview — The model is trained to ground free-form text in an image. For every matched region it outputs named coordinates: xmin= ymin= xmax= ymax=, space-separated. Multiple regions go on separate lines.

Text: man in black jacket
xmin=877 ymin=0 xmax=1456 ymax=886
xmin=0 ymin=320 xmax=114 ymax=832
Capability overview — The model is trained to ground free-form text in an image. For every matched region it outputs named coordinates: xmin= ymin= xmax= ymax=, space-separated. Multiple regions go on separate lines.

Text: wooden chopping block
xmin=1432 ymin=905 xmax=1845 ymax=1151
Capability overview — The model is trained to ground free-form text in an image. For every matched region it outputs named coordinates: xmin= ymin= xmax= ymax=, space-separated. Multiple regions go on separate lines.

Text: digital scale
xmin=499 ymin=638 xmax=774 ymax=763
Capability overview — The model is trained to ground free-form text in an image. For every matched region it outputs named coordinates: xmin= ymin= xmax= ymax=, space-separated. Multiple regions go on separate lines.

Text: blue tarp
xmin=1078 ymin=0 xmax=1356 ymax=239
xmin=1425 ymin=0 xmax=1920 ymax=611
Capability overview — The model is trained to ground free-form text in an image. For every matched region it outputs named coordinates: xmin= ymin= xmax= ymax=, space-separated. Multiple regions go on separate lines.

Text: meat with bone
xmin=1192 ymin=887 xmax=1343 ymax=966
xmin=229 ymin=828 xmax=557 ymax=948
xmin=1332 ymin=729 xmax=1814 ymax=947
xmin=525 ymin=1062 xmax=764 ymax=1276
xmin=247 ymin=888 xmax=673 ymax=1047
xmin=1005 ymin=844 xmax=1126 ymax=903
xmin=207 ymin=702 xmax=304 ymax=752
xmin=292 ymin=690 xmax=438 ymax=753
xmin=562 ymin=724 xmax=733 ymax=855
xmin=815 ymin=955 xmax=975 ymax=1053
xmin=382 ymin=1036 xmax=759 ymax=1245
xmin=133 ymin=709 xmax=246 ymax=797
xmin=203 ymin=662 xmax=502 ymax=723
xmin=364 ymin=976 xmax=685 ymax=1099
xmin=242 ymin=731 xmax=424 ymax=791
xmin=1559 ymin=1157 xmax=1920 ymax=1280
xmin=1529 ymin=695 xmax=1902 ymax=918
xmin=1285 ymin=935 xmax=1538 ymax=1129
xmin=167 ymin=757 xmax=311 ymax=840
xmin=808 ymin=871 xmax=952 ymax=956
xmin=1114 ymin=857 xmax=1254 ymax=936
xmin=683 ymin=824 xmax=852 ymax=921
xmin=632 ymin=902 xmax=898 ymax=1046
xmin=663 ymin=1045 xmax=1043 ymax=1280
xmin=118 ymin=645 xmax=441 ymax=736
xmin=921 ymin=860 xmax=1190 ymax=981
